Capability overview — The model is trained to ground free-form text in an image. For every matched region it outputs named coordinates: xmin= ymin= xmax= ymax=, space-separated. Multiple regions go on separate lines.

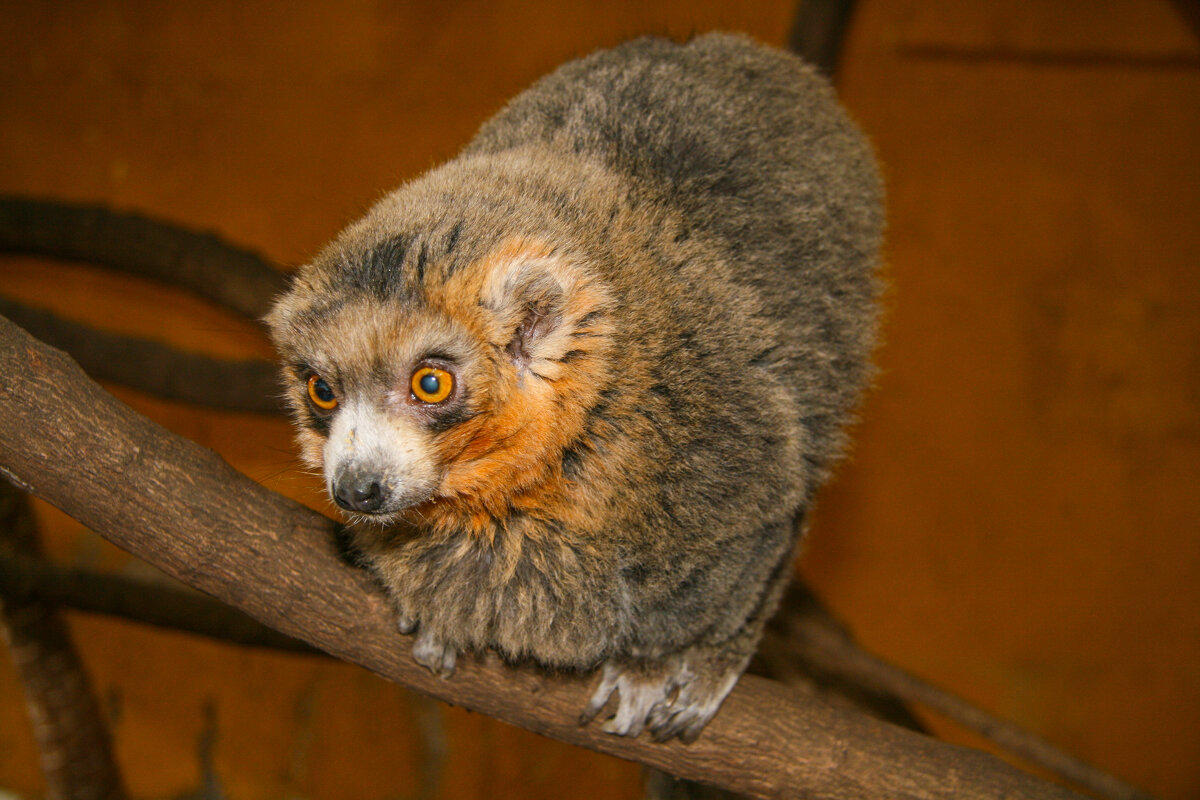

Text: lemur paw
xmin=580 ymin=657 xmax=740 ymax=742
xmin=395 ymin=612 xmax=418 ymax=635
xmin=645 ymin=667 xmax=739 ymax=743
xmin=412 ymin=629 xmax=457 ymax=676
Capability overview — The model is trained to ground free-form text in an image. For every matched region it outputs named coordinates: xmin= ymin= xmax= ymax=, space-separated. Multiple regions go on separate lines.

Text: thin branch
xmin=0 ymin=298 xmax=282 ymax=415
xmin=0 ymin=196 xmax=284 ymax=320
xmin=0 ymin=550 xmax=319 ymax=656
xmin=0 ymin=314 xmax=1089 ymax=800
xmin=1 ymin=484 xmax=128 ymax=800
xmin=768 ymin=595 xmax=1157 ymax=800
xmin=787 ymin=0 xmax=858 ymax=76
xmin=757 ymin=582 xmax=927 ymax=733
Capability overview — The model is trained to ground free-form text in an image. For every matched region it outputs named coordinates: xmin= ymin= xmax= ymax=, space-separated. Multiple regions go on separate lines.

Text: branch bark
xmin=0 ymin=313 xmax=1089 ymax=800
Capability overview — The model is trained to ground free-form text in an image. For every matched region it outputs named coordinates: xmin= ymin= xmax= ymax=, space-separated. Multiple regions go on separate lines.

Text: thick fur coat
xmin=267 ymin=33 xmax=882 ymax=741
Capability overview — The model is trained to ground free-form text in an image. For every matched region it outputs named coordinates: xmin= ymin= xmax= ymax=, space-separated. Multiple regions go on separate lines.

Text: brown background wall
xmin=1 ymin=1 xmax=1198 ymax=798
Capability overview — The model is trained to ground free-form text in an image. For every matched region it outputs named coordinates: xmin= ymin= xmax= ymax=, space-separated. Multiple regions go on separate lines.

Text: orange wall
xmin=1 ymin=2 xmax=1197 ymax=798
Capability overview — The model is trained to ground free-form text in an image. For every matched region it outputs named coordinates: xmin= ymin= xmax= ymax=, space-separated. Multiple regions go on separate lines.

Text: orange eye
xmin=306 ymin=374 xmax=338 ymax=411
xmin=411 ymin=366 xmax=454 ymax=404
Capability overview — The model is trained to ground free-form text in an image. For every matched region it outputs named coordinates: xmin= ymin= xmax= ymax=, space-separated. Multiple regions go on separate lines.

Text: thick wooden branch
xmin=0 ymin=313 xmax=1086 ymax=800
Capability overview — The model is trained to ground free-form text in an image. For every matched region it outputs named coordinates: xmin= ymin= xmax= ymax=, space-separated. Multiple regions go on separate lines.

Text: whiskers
xmin=249 ymin=458 xmax=323 ymax=489
xmin=343 ymin=508 xmax=408 ymax=529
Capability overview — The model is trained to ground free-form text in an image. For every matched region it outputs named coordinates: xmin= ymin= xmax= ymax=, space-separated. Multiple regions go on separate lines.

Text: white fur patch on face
xmin=323 ymin=398 xmax=441 ymax=514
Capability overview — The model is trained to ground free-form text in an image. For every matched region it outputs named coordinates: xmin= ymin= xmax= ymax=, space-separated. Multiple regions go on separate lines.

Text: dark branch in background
xmin=0 ymin=194 xmax=288 ymax=796
xmin=788 ymin=0 xmax=858 ymax=76
xmin=0 ymin=484 xmax=128 ymax=800
xmin=0 ymin=314 xmax=1091 ymax=800
xmin=0 ymin=551 xmax=319 ymax=657
xmin=1170 ymin=0 xmax=1200 ymax=42
xmin=763 ymin=584 xmax=1156 ymax=800
xmin=0 ymin=298 xmax=283 ymax=416
xmin=757 ymin=583 xmax=926 ymax=732
xmin=0 ymin=196 xmax=284 ymax=320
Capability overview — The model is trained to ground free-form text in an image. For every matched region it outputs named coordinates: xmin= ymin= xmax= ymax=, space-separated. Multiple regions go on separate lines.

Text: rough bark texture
xmin=0 ymin=314 xmax=1090 ymax=800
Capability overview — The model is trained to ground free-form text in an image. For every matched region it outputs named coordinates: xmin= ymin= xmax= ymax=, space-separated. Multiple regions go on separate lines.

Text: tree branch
xmin=1 ymin=484 xmax=128 ymax=800
xmin=787 ymin=0 xmax=858 ymax=76
xmin=765 ymin=584 xmax=1156 ymax=800
xmin=0 ymin=313 xmax=1089 ymax=800
xmin=0 ymin=196 xmax=283 ymax=320
xmin=0 ymin=298 xmax=282 ymax=416
xmin=0 ymin=550 xmax=319 ymax=656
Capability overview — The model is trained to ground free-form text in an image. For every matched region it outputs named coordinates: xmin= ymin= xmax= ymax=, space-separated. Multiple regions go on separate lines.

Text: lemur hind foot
xmin=581 ymin=645 xmax=749 ymax=743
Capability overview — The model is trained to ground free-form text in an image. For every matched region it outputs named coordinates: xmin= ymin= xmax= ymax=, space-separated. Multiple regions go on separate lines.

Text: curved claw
xmin=580 ymin=662 xmax=621 ymax=725
xmin=395 ymin=613 xmax=418 ymax=635
xmin=646 ymin=669 xmax=738 ymax=742
xmin=581 ymin=656 xmax=739 ymax=742
xmin=412 ymin=629 xmax=457 ymax=676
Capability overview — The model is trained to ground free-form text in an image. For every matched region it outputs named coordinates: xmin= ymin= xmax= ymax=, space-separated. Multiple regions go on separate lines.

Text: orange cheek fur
xmin=400 ymin=238 xmax=613 ymax=539
xmin=424 ymin=374 xmax=592 ymax=538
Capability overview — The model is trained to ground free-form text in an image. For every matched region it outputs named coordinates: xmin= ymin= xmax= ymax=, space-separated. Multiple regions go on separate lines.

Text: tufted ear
xmin=478 ymin=240 xmax=607 ymax=379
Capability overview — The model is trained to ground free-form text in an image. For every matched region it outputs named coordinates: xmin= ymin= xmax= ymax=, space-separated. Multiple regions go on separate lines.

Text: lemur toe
xmin=412 ymin=630 xmax=457 ymax=676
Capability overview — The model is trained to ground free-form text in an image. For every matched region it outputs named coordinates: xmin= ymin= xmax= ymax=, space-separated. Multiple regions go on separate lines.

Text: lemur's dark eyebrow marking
xmin=329 ymin=234 xmax=413 ymax=298
xmin=288 ymin=361 xmax=312 ymax=378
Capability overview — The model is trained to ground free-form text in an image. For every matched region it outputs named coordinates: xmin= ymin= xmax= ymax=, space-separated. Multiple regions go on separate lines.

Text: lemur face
xmin=312 ymin=359 xmax=458 ymax=515
xmin=280 ymin=297 xmax=485 ymax=520
xmin=266 ymin=236 xmax=614 ymax=529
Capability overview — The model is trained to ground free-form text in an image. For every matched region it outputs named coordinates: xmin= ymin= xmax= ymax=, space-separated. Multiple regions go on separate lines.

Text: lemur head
xmin=266 ymin=230 xmax=612 ymax=533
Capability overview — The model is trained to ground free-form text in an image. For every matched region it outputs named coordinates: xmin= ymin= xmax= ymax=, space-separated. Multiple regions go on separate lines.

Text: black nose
xmin=333 ymin=472 xmax=385 ymax=513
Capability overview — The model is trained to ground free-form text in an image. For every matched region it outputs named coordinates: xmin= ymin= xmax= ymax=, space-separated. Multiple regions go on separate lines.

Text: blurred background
xmin=1 ymin=1 xmax=1197 ymax=798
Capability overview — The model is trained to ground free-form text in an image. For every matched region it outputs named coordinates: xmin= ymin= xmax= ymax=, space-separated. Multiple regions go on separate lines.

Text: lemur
xmin=267 ymin=32 xmax=882 ymax=742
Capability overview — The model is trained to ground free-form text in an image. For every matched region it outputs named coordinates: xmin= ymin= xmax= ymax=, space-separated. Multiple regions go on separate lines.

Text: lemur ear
xmin=478 ymin=241 xmax=607 ymax=379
